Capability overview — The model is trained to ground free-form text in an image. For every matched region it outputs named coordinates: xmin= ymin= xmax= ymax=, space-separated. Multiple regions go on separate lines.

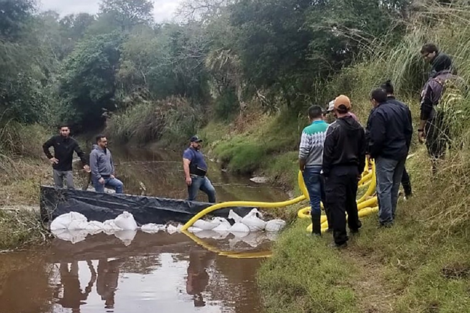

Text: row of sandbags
xmin=50 ymin=209 xmax=286 ymax=234
xmin=190 ymin=209 xmax=286 ymax=233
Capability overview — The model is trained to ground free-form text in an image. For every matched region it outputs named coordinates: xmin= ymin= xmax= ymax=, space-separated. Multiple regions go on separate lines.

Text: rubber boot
xmin=312 ymin=213 xmax=322 ymax=236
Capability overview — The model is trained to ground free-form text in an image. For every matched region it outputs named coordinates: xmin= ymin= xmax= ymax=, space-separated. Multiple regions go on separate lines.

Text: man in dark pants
xmin=368 ymin=88 xmax=412 ymax=227
xmin=419 ymin=44 xmax=459 ymax=174
xmin=183 ymin=136 xmax=216 ymax=203
xmin=299 ymin=105 xmax=329 ymax=236
xmin=323 ymin=95 xmax=366 ymax=248
xmin=380 ymin=80 xmax=413 ymax=199
xmin=43 ymin=124 xmax=90 ymax=189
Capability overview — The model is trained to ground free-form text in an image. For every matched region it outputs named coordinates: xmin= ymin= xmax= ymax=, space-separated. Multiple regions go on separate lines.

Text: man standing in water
xmin=183 ymin=136 xmax=216 ymax=203
xmin=323 ymin=95 xmax=366 ymax=248
xmin=43 ymin=124 xmax=90 ymax=189
xmin=89 ymin=135 xmax=124 ymax=194
xmin=299 ymin=105 xmax=329 ymax=236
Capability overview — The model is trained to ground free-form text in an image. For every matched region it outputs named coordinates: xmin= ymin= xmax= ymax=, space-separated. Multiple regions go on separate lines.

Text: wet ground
xmin=1 ymin=147 xmax=289 ymax=313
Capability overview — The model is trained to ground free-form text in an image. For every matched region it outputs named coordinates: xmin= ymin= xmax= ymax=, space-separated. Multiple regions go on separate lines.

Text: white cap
xmin=327 ymin=100 xmax=335 ymax=112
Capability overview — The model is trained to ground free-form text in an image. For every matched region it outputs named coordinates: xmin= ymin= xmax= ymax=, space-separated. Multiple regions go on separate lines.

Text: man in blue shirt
xmin=183 ymin=136 xmax=216 ymax=203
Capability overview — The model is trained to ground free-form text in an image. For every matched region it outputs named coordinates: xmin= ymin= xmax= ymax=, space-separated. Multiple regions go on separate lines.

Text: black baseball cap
xmin=190 ymin=135 xmax=203 ymax=143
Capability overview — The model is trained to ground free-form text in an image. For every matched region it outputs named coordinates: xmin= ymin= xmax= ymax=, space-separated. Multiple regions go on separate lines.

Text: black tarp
xmin=40 ymin=186 xmax=254 ymax=225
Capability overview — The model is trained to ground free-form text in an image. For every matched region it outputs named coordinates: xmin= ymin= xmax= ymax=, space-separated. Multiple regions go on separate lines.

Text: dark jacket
xmin=89 ymin=145 xmax=115 ymax=179
xmin=420 ymin=70 xmax=459 ymax=121
xmin=43 ymin=135 xmax=87 ymax=171
xmin=322 ymin=115 xmax=366 ymax=177
xmin=367 ymin=100 xmax=412 ymax=160
xmin=387 ymin=96 xmax=413 ymax=149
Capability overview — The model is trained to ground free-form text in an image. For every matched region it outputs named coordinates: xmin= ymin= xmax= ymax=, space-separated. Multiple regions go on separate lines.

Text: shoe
xmin=329 ymin=242 xmax=348 ymax=249
xmin=379 ymin=221 xmax=393 ymax=228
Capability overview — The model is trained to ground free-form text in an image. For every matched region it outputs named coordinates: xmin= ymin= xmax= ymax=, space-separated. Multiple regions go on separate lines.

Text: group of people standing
xmin=43 ymin=131 xmax=124 ymax=194
xmin=299 ymin=43 xmax=457 ymax=248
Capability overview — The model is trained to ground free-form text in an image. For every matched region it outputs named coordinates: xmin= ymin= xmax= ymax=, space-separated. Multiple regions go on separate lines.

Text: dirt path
xmin=345 ymin=249 xmax=395 ymax=313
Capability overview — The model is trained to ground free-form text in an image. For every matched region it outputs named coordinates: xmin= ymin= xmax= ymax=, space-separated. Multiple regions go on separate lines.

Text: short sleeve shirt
xmin=183 ymin=148 xmax=208 ymax=172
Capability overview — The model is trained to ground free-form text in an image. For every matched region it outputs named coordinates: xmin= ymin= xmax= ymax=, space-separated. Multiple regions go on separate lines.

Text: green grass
xmin=258 ymin=221 xmax=361 ymax=313
xmin=0 ymin=210 xmax=49 ymax=250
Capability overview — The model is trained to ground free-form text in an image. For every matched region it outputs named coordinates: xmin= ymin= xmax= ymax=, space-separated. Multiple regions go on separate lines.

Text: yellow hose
xmin=180 ymin=195 xmax=306 ymax=231
xmin=182 ymin=230 xmax=272 ymax=259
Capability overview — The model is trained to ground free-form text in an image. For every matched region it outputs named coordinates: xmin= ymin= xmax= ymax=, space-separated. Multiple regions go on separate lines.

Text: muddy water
xmin=1 ymin=147 xmax=290 ymax=313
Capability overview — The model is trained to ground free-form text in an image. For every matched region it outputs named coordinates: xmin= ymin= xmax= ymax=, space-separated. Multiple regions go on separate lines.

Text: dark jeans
xmin=376 ymin=157 xmax=406 ymax=224
xmin=302 ymin=166 xmax=324 ymax=215
xmin=93 ymin=176 xmax=124 ymax=194
xmin=425 ymin=112 xmax=449 ymax=174
xmin=188 ymin=175 xmax=216 ymax=203
xmin=325 ymin=165 xmax=361 ymax=245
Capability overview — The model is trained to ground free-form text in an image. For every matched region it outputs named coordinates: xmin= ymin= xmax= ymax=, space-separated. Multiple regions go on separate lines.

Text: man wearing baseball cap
xmin=325 ymin=99 xmax=360 ymax=123
xmin=322 ymin=95 xmax=366 ymax=248
xmin=182 ymin=135 xmax=216 ymax=203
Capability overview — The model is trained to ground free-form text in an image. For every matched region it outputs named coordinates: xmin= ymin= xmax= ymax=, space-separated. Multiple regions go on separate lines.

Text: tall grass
xmin=105 ymin=96 xmax=204 ymax=146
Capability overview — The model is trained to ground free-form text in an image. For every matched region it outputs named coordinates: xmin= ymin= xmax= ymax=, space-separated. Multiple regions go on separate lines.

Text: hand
xmin=99 ymin=178 xmax=105 ymax=185
xmin=49 ymin=157 xmax=59 ymax=164
xmin=186 ymin=177 xmax=192 ymax=186
xmin=110 ymin=174 xmax=115 ymax=179
xmin=83 ymin=165 xmax=91 ymax=173
xmin=418 ymin=130 xmax=425 ymax=144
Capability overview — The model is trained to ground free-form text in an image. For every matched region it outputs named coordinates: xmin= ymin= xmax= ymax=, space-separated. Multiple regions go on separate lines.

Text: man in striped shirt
xmin=299 ymin=105 xmax=330 ymax=236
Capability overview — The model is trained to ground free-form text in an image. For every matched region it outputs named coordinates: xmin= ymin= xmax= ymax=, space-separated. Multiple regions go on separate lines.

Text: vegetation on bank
xmin=257 ymin=3 xmax=470 ymax=313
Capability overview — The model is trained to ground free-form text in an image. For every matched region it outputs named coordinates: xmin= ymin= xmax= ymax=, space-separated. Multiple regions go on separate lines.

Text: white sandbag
xmin=241 ymin=209 xmax=266 ymax=232
xmin=51 ymin=229 xmax=88 ymax=244
xmin=229 ymin=222 xmax=250 ymax=233
xmin=195 ymin=230 xmax=229 ymax=240
xmin=141 ymin=223 xmax=163 ymax=234
xmin=114 ymin=230 xmax=137 ymax=246
xmin=102 ymin=220 xmax=122 ymax=235
xmin=85 ymin=221 xmax=104 ymax=235
xmin=188 ymin=226 xmax=203 ymax=233
xmin=228 ymin=209 xmax=242 ymax=223
xmin=50 ymin=212 xmax=87 ymax=231
xmin=212 ymin=218 xmax=231 ymax=232
xmin=166 ymin=224 xmax=179 ymax=234
xmin=114 ymin=211 xmax=138 ymax=230
xmin=193 ymin=218 xmax=220 ymax=230
xmin=67 ymin=219 xmax=89 ymax=230
xmin=265 ymin=219 xmax=287 ymax=232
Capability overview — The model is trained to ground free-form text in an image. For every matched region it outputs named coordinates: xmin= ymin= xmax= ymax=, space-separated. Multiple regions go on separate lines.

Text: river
xmin=0 ymin=147 xmax=290 ymax=313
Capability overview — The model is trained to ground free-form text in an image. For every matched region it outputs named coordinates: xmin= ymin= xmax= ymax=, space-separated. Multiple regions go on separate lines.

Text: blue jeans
xmin=93 ymin=176 xmax=124 ymax=194
xmin=302 ymin=166 xmax=324 ymax=215
xmin=188 ymin=175 xmax=216 ymax=203
xmin=375 ymin=157 xmax=406 ymax=224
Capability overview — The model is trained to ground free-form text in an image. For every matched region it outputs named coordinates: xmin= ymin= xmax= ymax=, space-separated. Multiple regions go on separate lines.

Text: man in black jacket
xmin=381 ymin=80 xmax=413 ymax=199
xmin=43 ymin=125 xmax=89 ymax=189
xmin=368 ymin=89 xmax=412 ymax=227
xmin=323 ymin=95 xmax=366 ymax=248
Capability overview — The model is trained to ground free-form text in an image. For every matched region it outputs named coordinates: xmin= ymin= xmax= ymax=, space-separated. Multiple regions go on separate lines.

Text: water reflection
xmin=44 ymin=232 xmax=270 ymax=312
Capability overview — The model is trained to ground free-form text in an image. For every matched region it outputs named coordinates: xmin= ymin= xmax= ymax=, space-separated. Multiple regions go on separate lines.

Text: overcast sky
xmin=38 ymin=0 xmax=184 ymax=23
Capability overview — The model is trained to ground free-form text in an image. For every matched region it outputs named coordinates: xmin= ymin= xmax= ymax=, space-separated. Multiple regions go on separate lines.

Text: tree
xmin=0 ymin=0 xmax=35 ymax=40
xmin=99 ymin=0 xmax=154 ymax=31
xmin=59 ymin=32 xmax=124 ymax=130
